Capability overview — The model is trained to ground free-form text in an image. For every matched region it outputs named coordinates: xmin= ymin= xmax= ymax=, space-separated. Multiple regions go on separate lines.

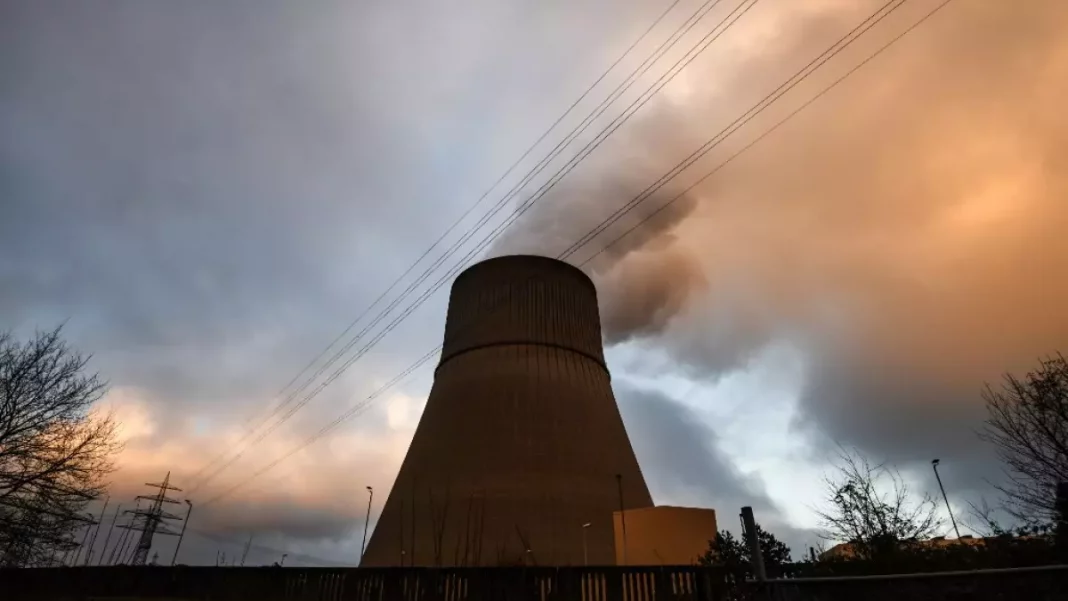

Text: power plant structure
xmin=362 ymin=255 xmax=656 ymax=567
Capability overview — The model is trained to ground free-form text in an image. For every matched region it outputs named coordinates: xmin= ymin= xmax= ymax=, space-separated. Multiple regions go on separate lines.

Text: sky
xmin=2 ymin=0 xmax=1067 ymax=566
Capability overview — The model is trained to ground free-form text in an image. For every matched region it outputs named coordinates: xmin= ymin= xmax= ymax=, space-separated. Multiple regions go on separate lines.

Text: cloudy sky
xmin=3 ymin=0 xmax=1066 ymax=566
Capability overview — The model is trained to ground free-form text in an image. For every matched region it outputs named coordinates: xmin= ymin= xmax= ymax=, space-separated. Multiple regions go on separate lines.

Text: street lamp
xmin=361 ymin=486 xmax=373 ymax=564
xmin=931 ymin=459 xmax=961 ymax=538
xmin=581 ymin=523 xmax=591 ymax=566
xmin=171 ymin=500 xmax=193 ymax=566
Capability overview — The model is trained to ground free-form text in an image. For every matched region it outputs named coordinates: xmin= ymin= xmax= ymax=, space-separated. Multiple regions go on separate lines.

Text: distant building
xmin=820 ymin=535 xmax=994 ymax=560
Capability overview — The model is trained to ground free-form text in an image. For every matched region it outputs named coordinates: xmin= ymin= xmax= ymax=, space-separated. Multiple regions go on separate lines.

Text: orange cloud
xmin=102 ymin=387 xmax=419 ymax=540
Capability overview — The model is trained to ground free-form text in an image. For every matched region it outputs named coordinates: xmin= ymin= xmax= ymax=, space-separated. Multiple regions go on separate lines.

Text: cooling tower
xmin=362 ymin=255 xmax=653 ymax=567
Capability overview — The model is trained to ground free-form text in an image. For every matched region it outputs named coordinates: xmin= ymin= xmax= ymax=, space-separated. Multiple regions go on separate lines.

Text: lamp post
xmin=361 ymin=486 xmax=373 ymax=564
xmin=931 ymin=459 xmax=961 ymax=538
xmin=581 ymin=523 xmax=591 ymax=566
xmin=171 ymin=500 xmax=193 ymax=566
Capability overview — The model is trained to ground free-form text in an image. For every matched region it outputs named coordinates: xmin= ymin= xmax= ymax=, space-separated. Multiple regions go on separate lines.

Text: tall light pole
xmin=171 ymin=500 xmax=193 ymax=566
xmin=581 ymin=523 xmax=591 ymax=566
xmin=361 ymin=486 xmax=373 ymax=564
xmin=931 ymin=459 xmax=961 ymax=538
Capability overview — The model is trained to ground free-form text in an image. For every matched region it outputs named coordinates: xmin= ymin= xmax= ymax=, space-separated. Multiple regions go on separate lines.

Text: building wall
xmin=613 ymin=506 xmax=718 ymax=566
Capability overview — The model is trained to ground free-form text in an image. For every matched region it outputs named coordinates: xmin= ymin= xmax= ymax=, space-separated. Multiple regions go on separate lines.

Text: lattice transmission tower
xmin=117 ymin=472 xmax=184 ymax=566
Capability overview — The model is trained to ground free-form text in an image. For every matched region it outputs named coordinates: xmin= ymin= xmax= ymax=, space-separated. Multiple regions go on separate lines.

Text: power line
xmin=201 ymin=271 xmax=559 ymax=506
xmin=197 ymin=0 xmax=841 ymax=504
xmin=392 ymin=0 xmax=760 ymax=283
xmin=559 ymin=0 xmax=911 ymax=261
xmin=185 ymin=0 xmax=692 ymax=493
xmin=200 ymin=347 xmax=441 ymax=506
xmin=579 ymin=0 xmax=957 ymax=267
xmin=200 ymin=0 xmax=956 ymax=504
xmin=206 ymin=2 xmax=767 ymax=421
xmin=189 ymin=27 xmax=636 ymax=483
xmin=187 ymin=0 xmax=755 ymax=496
xmin=226 ymin=0 xmax=724 ymax=432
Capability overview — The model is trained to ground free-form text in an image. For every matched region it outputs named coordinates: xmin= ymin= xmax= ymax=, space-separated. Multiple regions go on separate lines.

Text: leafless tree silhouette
xmin=816 ymin=446 xmax=940 ymax=559
xmin=0 ymin=327 xmax=121 ymax=566
xmin=981 ymin=354 xmax=1068 ymax=524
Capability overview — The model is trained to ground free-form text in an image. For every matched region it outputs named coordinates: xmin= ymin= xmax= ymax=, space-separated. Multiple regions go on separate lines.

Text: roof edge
xmin=456 ymin=254 xmax=595 ymax=291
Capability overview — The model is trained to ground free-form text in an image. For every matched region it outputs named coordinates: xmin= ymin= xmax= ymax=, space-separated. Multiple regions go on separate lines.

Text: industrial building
xmin=361 ymin=255 xmax=715 ymax=567
xmin=613 ymin=506 xmax=719 ymax=566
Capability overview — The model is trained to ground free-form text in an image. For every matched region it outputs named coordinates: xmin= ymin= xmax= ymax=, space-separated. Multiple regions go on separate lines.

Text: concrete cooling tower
xmin=361 ymin=255 xmax=653 ymax=567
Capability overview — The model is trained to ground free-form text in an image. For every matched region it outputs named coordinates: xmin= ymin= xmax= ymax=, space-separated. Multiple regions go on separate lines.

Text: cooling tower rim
xmin=435 ymin=340 xmax=610 ymax=376
xmin=455 ymin=254 xmax=595 ymax=293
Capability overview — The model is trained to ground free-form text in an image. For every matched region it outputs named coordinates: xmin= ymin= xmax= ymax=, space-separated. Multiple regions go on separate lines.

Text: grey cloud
xmin=0 ymin=0 xmax=676 ymax=415
xmin=0 ymin=0 xmax=462 ymax=426
xmin=0 ymin=0 xmax=685 ymax=561
xmin=798 ymin=359 xmax=1007 ymax=504
xmin=172 ymin=529 xmax=360 ymax=567
xmin=85 ymin=521 xmax=359 ymax=568
xmin=101 ymin=466 xmax=366 ymax=542
xmin=616 ymin=380 xmax=774 ymax=510
xmin=198 ymin=503 xmax=361 ymax=544
xmin=615 ymin=380 xmax=817 ymax=553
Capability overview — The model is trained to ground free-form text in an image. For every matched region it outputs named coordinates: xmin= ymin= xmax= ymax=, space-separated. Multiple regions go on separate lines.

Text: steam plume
xmin=496 ymin=0 xmax=1068 ymax=480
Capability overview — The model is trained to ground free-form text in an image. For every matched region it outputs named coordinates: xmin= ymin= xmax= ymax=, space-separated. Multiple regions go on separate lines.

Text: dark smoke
xmin=598 ymin=244 xmax=704 ymax=344
xmin=486 ymin=74 xmax=709 ymax=342
xmin=497 ymin=0 xmax=1068 ymax=506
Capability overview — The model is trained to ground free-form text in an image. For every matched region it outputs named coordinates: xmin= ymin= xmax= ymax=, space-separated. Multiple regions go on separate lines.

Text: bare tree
xmin=966 ymin=497 xmax=1008 ymax=538
xmin=0 ymin=327 xmax=121 ymax=566
xmin=816 ymin=447 xmax=940 ymax=559
xmin=980 ymin=354 xmax=1068 ymax=524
